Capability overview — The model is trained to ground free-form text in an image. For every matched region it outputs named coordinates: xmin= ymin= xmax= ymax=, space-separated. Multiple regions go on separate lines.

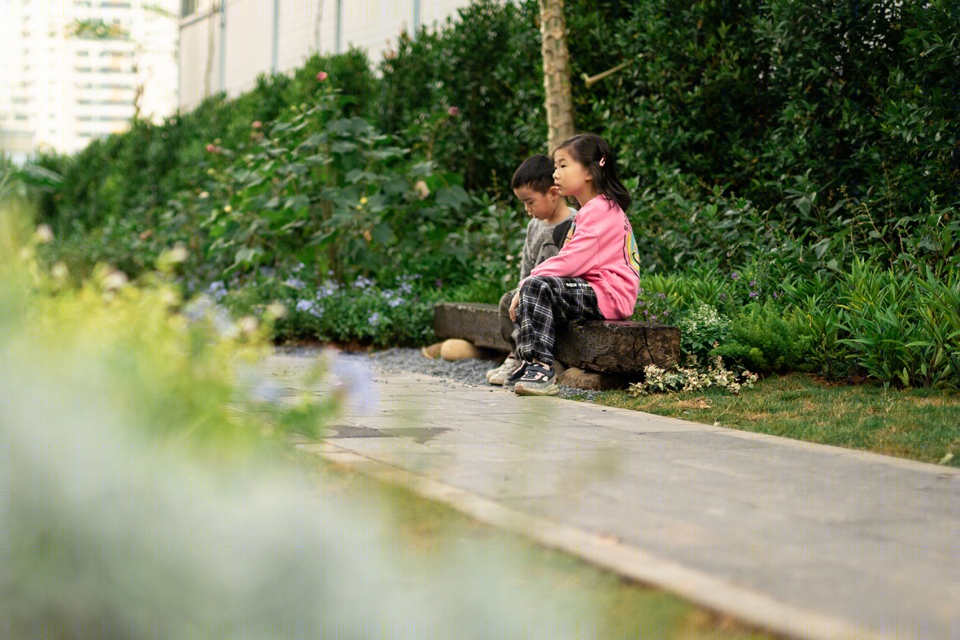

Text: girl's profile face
xmin=552 ymin=147 xmax=592 ymax=201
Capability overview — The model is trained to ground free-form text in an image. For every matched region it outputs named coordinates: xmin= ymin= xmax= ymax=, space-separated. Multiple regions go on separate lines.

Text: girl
xmin=508 ymin=133 xmax=640 ymax=396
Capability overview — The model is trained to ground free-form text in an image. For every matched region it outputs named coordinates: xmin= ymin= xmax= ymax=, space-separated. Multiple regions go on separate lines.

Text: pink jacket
xmin=522 ymin=195 xmax=640 ymax=320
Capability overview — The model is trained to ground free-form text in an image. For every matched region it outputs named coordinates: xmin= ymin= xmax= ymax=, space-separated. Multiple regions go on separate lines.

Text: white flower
xmin=238 ymin=316 xmax=259 ymax=335
xmin=414 ymin=180 xmax=430 ymax=200
xmin=34 ymin=224 xmax=54 ymax=244
xmin=101 ymin=270 xmax=128 ymax=291
xmin=167 ymin=245 xmax=188 ymax=263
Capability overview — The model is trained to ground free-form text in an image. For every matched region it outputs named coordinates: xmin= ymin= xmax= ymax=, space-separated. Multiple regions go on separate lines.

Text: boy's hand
xmin=509 ymin=291 xmax=520 ymax=322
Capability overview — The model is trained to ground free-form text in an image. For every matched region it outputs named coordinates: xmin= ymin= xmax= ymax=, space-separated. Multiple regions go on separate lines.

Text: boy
xmin=486 ymin=154 xmax=576 ymax=385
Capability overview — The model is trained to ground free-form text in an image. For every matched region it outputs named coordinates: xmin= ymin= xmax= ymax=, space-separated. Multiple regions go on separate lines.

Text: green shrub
xmin=675 ymin=303 xmax=731 ymax=363
xmin=377 ymin=0 xmax=545 ymax=195
xmin=31 ymin=0 xmax=959 ymax=358
xmin=792 ymin=291 xmax=852 ymax=382
xmin=711 ymin=302 xmax=811 ymax=374
xmin=838 ymin=258 xmax=960 ymax=389
xmin=222 ymin=273 xmax=437 ymax=349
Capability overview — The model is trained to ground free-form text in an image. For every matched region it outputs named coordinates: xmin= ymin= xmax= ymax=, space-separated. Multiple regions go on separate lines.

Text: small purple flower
xmin=283 ymin=277 xmax=304 ymax=290
xmin=720 ymin=293 xmax=727 ymax=299
xmin=295 ymin=299 xmax=322 ymax=317
xmin=749 ymin=291 xmax=758 ymax=298
xmin=650 ymin=315 xmax=658 ymax=322
xmin=354 ymin=275 xmax=375 ymax=289
xmin=369 ymin=312 xmax=381 ymax=326
xmin=331 ymin=353 xmax=379 ymax=413
xmin=435 ymin=279 xmax=443 ymax=288
xmin=637 ymin=300 xmax=645 ymax=307
xmin=658 ymin=292 xmax=666 ymax=299
xmin=206 ymin=280 xmax=227 ymax=301
xmin=773 ymin=291 xmax=781 ymax=299
xmin=731 ymin=272 xmax=740 ymax=280
xmin=643 ymin=310 xmax=649 ymax=316
xmin=388 ymin=298 xmax=403 ymax=308
xmin=749 ymin=280 xmax=757 ymax=287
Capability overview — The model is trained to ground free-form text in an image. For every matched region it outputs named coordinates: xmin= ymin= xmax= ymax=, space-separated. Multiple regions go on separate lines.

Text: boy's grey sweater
xmin=519 ymin=208 xmax=577 ymax=280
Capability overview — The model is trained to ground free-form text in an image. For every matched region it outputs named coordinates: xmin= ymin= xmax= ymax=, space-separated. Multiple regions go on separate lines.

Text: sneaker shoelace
xmin=520 ymin=364 xmax=552 ymax=382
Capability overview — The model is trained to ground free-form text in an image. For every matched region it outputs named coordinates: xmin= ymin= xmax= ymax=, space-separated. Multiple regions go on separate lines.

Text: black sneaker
xmin=503 ymin=361 xmax=528 ymax=388
xmin=514 ymin=362 xmax=559 ymax=396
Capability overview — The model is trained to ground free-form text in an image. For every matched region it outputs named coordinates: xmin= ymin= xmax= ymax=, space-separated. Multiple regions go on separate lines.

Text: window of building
xmin=181 ymin=0 xmax=197 ymax=18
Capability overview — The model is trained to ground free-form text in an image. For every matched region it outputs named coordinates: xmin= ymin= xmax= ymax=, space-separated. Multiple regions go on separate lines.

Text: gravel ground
xmin=276 ymin=346 xmax=602 ymax=401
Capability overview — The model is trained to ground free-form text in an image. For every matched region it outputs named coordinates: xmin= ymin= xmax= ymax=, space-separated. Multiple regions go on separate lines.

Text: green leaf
xmin=234 ymin=246 xmax=265 ymax=265
xmin=345 ymin=169 xmax=379 ymax=184
xmin=435 ymin=185 xmax=470 ymax=211
xmin=284 ymin=195 xmax=311 ymax=211
xmin=372 ymin=222 xmax=395 ymax=244
xmin=330 ymin=141 xmax=358 ymax=154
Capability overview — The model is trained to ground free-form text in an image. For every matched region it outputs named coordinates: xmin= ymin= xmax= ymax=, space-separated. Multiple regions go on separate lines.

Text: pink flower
xmin=316 ymin=71 xmax=328 ymax=82
xmin=447 ymin=106 xmax=460 ymax=117
xmin=251 ymin=120 xmax=262 ymax=129
xmin=205 ymin=143 xmax=220 ymax=153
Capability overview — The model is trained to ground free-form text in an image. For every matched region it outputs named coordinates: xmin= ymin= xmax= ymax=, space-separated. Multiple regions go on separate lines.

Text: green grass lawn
xmin=590 ymin=373 xmax=960 ymax=467
xmin=304 ymin=458 xmax=779 ymax=640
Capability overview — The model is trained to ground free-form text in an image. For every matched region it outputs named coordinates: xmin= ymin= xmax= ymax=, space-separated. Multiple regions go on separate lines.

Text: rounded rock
xmin=421 ymin=342 xmax=444 ymax=359
xmin=439 ymin=338 xmax=479 ymax=361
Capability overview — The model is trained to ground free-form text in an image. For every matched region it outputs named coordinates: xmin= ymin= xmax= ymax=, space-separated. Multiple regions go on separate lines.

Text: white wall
xmin=178 ymin=0 xmax=480 ymax=112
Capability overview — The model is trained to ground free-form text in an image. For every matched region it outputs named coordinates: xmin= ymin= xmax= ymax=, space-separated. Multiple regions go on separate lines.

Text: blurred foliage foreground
xmin=0 ymin=206 xmax=597 ymax=638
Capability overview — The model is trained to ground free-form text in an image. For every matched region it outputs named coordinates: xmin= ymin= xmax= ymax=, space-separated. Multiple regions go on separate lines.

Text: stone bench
xmin=433 ymin=302 xmax=680 ymax=389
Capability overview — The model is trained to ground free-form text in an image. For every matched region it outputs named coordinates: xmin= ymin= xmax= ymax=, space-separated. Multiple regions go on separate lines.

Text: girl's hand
xmin=509 ymin=291 xmax=520 ymax=322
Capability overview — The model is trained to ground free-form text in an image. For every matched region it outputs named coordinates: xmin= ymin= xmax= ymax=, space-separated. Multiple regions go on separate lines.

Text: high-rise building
xmin=177 ymin=0 xmax=479 ymax=112
xmin=0 ymin=0 xmax=179 ymax=161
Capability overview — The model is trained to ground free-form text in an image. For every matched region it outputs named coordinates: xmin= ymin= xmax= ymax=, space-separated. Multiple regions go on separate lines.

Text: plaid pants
xmin=515 ymin=276 xmax=602 ymax=365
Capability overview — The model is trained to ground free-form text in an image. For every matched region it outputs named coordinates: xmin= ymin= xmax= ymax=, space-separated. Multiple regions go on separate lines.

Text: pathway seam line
xmin=312 ymin=442 xmax=897 ymax=640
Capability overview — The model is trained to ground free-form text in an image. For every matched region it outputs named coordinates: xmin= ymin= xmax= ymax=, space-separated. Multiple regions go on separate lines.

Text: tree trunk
xmin=539 ymin=0 xmax=575 ymax=154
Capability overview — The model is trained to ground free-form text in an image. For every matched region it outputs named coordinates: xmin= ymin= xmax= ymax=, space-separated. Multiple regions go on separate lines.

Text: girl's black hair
xmin=554 ymin=133 xmax=632 ymax=212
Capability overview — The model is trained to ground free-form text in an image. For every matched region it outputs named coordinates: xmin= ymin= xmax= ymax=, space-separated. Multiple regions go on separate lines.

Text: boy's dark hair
xmin=511 ymin=154 xmax=555 ymax=194
xmin=555 ymin=133 xmax=632 ymax=212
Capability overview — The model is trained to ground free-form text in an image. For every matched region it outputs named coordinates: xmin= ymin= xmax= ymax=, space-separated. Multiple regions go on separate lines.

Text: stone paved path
xmin=259 ymin=354 xmax=960 ymax=640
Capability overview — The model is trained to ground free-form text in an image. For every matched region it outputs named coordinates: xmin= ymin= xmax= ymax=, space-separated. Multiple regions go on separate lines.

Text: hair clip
xmin=598 ymin=157 xmax=606 ymax=167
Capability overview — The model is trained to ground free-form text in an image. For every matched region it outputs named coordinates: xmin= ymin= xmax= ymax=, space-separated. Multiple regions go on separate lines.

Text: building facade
xmin=178 ymin=0 xmax=478 ymax=112
xmin=0 ymin=0 xmax=179 ymax=161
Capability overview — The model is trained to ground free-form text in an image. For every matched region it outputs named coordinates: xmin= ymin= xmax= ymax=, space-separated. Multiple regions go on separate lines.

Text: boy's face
xmin=513 ymin=185 xmax=559 ymax=220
